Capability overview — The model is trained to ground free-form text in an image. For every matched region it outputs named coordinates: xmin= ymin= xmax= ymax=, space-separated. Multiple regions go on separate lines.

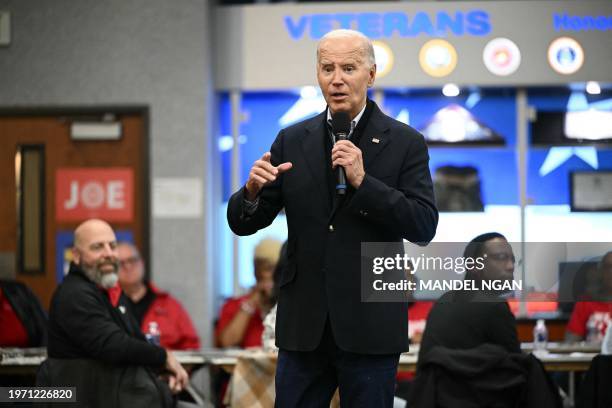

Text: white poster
xmin=153 ymin=178 xmax=203 ymax=218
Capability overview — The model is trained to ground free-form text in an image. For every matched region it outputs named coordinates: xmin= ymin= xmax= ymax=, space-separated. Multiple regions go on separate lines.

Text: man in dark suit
xmin=227 ymin=29 xmax=438 ymax=407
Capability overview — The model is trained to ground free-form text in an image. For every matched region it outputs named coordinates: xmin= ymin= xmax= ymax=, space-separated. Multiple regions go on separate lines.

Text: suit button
xmin=328 ymin=225 xmax=334 ymax=232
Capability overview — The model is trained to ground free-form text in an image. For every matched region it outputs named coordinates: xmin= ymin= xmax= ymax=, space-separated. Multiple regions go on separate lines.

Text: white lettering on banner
xmin=106 ymin=181 xmax=125 ymax=209
xmin=63 ymin=181 xmax=126 ymax=210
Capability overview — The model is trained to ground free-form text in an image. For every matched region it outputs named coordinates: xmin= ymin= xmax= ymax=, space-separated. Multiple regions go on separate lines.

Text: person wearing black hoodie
xmin=411 ymin=232 xmax=561 ymax=408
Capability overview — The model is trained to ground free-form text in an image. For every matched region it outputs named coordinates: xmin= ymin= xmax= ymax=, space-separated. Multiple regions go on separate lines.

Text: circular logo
xmin=548 ymin=37 xmax=584 ymax=75
xmin=81 ymin=182 xmax=105 ymax=209
xmin=483 ymin=38 xmax=521 ymax=76
xmin=419 ymin=39 xmax=457 ymax=78
xmin=372 ymin=41 xmax=394 ymax=78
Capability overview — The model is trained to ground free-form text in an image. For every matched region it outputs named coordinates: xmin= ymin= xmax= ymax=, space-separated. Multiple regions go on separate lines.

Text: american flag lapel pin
xmin=372 ymin=137 xmax=380 ymax=144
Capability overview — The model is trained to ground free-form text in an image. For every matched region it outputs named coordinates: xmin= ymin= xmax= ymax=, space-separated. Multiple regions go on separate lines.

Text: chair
xmin=577 ymin=354 xmax=612 ymax=408
xmin=409 ymin=344 xmax=562 ymax=408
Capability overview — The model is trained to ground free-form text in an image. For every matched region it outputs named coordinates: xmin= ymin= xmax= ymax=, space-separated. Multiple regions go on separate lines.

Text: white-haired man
xmin=228 ymin=29 xmax=438 ymax=406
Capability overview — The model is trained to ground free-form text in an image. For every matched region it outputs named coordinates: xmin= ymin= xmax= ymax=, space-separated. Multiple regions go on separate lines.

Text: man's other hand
xmin=165 ymin=351 xmax=189 ymax=394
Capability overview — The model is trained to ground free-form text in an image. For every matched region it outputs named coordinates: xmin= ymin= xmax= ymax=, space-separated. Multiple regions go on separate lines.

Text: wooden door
xmin=0 ymin=109 xmax=148 ymax=308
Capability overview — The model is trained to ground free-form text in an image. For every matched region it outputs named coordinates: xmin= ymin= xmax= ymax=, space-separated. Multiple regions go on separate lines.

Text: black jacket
xmin=228 ymin=101 xmax=438 ymax=354
xmin=43 ymin=263 xmax=172 ymax=408
xmin=577 ymin=354 xmax=612 ymax=408
xmin=0 ymin=280 xmax=48 ymax=346
xmin=419 ymin=290 xmax=521 ymax=363
xmin=410 ymin=344 xmax=562 ymax=408
xmin=37 ymin=358 xmax=173 ymax=408
xmin=48 ymin=263 xmax=166 ymax=365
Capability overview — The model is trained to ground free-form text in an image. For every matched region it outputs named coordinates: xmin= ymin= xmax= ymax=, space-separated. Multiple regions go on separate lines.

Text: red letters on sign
xmin=56 ymin=168 xmax=134 ymax=221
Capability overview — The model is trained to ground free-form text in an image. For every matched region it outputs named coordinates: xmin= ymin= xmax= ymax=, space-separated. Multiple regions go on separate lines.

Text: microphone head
xmin=331 ymin=111 xmax=351 ymax=135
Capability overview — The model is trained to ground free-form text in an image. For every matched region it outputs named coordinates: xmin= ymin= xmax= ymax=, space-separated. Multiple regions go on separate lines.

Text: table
xmin=516 ymin=316 xmax=569 ymax=342
xmin=1 ymin=346 xmax=601 ymax=406
xmin=399 ymin=343 xmax=597 ymax=402
xmin=521 ymin=341 xmax=601 ymax=354
xmin=397 ymin=349 xmax=596 ymax=373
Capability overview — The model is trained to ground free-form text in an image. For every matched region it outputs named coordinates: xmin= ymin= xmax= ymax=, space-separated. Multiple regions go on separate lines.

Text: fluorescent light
xmin=442 ymin=84 xmax=460 ymax=97
xmin=465 ymin=90 xmax=481 ymax=109
xmin=70 ymin=122 xmax=122 ymax=140
xmin=300 ymin=86 xmax=318 ymax=99
xmin=565 ymin=110 xmax=612 ymax=140
xmin=585 ymin=81 xmax=601 ymax=95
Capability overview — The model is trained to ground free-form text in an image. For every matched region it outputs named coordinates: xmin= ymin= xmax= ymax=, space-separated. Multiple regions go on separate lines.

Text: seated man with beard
xmin=42 ymin=219 xmax=188 ymax=408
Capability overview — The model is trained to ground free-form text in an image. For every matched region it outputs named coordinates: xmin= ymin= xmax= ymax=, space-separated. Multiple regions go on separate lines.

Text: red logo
xmin=56 ymin=168 xmax=133 ymax=221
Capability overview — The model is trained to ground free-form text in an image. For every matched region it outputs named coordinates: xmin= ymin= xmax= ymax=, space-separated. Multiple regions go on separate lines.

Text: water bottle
xmin=533 ymin=319 xmax=548 ymax=353
xmin=145 ymin=321 xmax=161 ymax=346
xmin=602 ymin=324 xmax=612 ymax=355
xmin=586 ymin=318 xmax=600 ymax=343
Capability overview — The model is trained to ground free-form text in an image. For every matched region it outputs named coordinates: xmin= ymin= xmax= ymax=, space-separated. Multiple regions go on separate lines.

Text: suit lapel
xmin=359 ymin=103 xmax=391 ymax=170
xmin=299 ymin=112 xmax=332 ymax=212
xmin=328 ymin=102 xmax=392 ymax=223
xmin=298 ymin=103 xmax=392 ymax=223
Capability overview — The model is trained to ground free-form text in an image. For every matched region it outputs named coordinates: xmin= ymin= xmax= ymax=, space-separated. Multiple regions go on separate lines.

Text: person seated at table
xmin=418 ymin=232 xmax=521 ymax=357
xmin=566 ymin=251 xmax=612 ymax=343
xmin=410 ymin=233 xmax=561 ymax=407
xmin=215 ymin=238 xmax=281 ymax=348
xmin=0 ymin=279 xmax=47 ymax=347
xmin=117 ymin=241 xmax=200 ymax=350
xmin=42 ymin=219 xmax=188 ymax=407
xmin=395 ymin=290 xmax=434 ymax=401
xmin=261 ymin=240 xmax=287 ymax=351
xmin=406 ymin=266 xmax=435 ymax=346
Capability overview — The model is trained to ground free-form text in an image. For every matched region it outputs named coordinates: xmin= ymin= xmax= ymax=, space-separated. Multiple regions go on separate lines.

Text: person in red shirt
xmin=566 ymin=251 xmax=612 ymax=342
xmin=396 ymin=301 xmax=434 ymax=382
xmin=396 ymin=268 xmax=434 ymax=396
xmin=0 ymin=280 xmax=47 ymax=347
xmin=117 ymin=242 xmax=200 ymax=350
xmin=215 ymin=238 xmax=281 ymax=348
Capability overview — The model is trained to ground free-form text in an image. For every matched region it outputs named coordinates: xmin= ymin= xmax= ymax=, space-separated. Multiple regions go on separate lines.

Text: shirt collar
xmin=326 ymin=102 xmax=367 ymax=130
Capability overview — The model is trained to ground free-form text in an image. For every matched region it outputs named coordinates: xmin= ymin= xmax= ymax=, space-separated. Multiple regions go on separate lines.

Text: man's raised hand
xmin=245 ymin=152 xmax=292 ymax=200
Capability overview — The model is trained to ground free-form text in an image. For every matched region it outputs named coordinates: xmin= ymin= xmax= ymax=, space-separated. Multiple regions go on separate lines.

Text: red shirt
xmin=408 ymin=301 xmax=434 ymax=340
xmin=215 ymin=294 xmax=264 ymax=348
xmin=108 ymin=283 xmax=200 ymax=350
xmin=398 ymin=301 xmax=434 ymax=381
xmin=0 ymin=287 xmax=30 ymax=347
xmin=566 ymin=301 xmax=612 ymax=338
xmin=141 ymin=284 xmax=200 ymax=350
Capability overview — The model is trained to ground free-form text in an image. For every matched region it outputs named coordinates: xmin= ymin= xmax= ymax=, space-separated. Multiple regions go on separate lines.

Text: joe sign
xmin=56 ymin=168 xmax=134 ymax=221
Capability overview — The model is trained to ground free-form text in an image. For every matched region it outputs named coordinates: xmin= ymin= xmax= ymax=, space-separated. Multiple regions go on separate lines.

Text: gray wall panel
xmin=0 ymin=0 xmax=214 ymax=346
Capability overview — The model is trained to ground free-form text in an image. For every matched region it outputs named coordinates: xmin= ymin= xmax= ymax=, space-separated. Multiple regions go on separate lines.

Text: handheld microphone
xmin=331 ymin=111 xmax=351 ymax=195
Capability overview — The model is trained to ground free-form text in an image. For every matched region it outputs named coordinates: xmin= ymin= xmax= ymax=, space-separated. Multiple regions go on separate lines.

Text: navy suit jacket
xmin=227 ymin=101 xmax=438 ymax=354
